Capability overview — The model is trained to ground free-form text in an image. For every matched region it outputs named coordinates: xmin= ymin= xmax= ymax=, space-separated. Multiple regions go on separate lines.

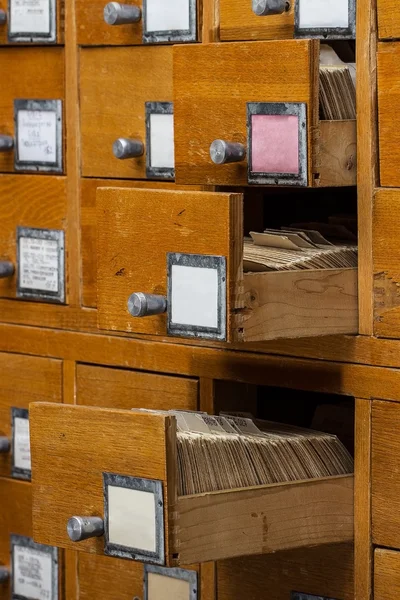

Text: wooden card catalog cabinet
xmin=76 ymin=0 xmax=198 ymax=46
xmin=30 ymin=404 xmax=354 ymax=566
xmin=96 ymin=187 xmax=358 ymax=343
xmin=173 ymin=40 xmax=356 ymax=188
xmin=0 ymin=48 xmax=65 ymax=174
xmin=80 ymin=47 xmax=173 ymax=180
xmin=0 ymin=0 xmax=63 ymax=44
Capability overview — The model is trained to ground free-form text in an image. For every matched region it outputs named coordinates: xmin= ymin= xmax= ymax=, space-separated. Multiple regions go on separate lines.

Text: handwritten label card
xmin=14 ymin=100 xmax=62 ymax=172
xmin=12 ymin=408 xmax=31 ymax=479
xmin=9 ymin=0 xmax=56 ymax=42
xmin=12 ymin=535 xmax=58 ymax=600
xmin=17 ymin=228 xmax=65 ymax=303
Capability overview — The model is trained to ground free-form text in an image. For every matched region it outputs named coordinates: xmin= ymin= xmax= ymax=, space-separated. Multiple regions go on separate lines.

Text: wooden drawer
xmin=174 ymin=40 xmax=356 ymax=188
xmin=375 ymin=548 xmax=400 ymax=599
xmin=76 ymin=363 xmax=198 ymax=410
xmin=30 ymin=403 xmax=354 ymax=566
xmin=0 ymin=0 xmax=64 ymax=45
xmin=75 ymin=554 xmax=199 ymax=600
xmin=372 ymin=400 xmax=400 ymax=548
xmin=0 ymin=478 xmax=61 ymax=600
xmin=80 ymin=46 xmax=173 ymax=180
xmin=96 ymin=187 xmax=358 ymax=343
xmin=76 ymin=0 xmax=198 ymax=46
xmin=80 ymin=179 xmax=205 ymax=308
xmin=0 ymin=352 xmax=62 ymax=480
xmin=0 ymin=175 xmax=67 ymax=304
xmin=218 ymin=544 xmax=354 ymax=600
xmin=0 ymin=48 xmax=65 ymax=175
xmin=377 ymin=43 xmax=400 ymax=187
xmin=220 ymin=0 xmax=294 ymax=41
xmin=377 ymin=0 xmax=400 ymax=39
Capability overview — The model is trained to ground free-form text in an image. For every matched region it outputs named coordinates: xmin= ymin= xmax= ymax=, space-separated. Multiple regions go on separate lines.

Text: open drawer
xmin=96 ymin=187 xmax=358 ymax=342
xmin=30 ymin=403 xmax=354 ymax=566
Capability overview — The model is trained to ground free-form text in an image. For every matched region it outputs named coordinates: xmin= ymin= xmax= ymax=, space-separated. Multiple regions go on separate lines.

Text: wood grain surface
xmin=220 ymin=0 xmax=294 ymax=41
xmin=374 ymin=548 xmax=400 ymax=599
xmin=377 ymin=0 xmax=400 ymax=39
xmin=315 ymin=120 xmax=357 ymax=187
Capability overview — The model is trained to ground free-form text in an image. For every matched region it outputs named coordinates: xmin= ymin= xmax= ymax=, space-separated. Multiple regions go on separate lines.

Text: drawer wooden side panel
xmin=372 ymin=400 xmax=400 ymax=548
xmin=76 ymin=364 xmax=198 ymax=410
xmin=375 ymin=548 xmax=400 ymax=599
xmin=0 ymin=175 xmax=67 ymax=301
xmin=77 ymin=553 xmax=144 ymax=600
xmin=220 ymin=0 xmax=294 ymax=41
xmin=377 ymin=43 xmax=400 ymax=187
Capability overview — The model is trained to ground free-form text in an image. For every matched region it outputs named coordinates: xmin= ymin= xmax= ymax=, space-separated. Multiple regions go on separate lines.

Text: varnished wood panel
xmin=377 ymin=43 xmax=400 ymax=187
xmin=80 ymin=47 xmax=173 ymax=179
xmin=0 ymin=48 xmax=65 ymax=174
xmin=315 ymin=120 xmax=357 ymax=188
xmin=76 ymin=363 xmax=198 ymax=410
xmin=0 ymin=175 xmax=67 ymax=301
xmin=218 ymin=543 xmax=354 ymax=600
xmin=173 ymin=40 xmax=318 ymax=186
xmin=0 ymin=352 xmax=62 ymax=479
xmin=81 ymin=179 xmax=206 ymax=308
xmin=220 ymin=0 xmax=294 ymax=41
xmin=372 ymin=400 xmax=400 ymax=548
xmin=377 ymin=0 xmax=400 ymax=39
xmin=375 ymin=548 xmax=400 ymax=599
xmin=0 ymin=0 xmax=64 ymax=45
xmin=96 ymin=187 xmax=242 ymax=339
xmin=373 ymin=188 xmax=400 ymax=338
xmin=77 ymin=554 xmax=144 ymax=600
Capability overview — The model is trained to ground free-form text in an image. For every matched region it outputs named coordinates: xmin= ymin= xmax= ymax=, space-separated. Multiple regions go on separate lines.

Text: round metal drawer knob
xmin=128 ymin=293 xmax=167 ymax=318
xmin=0 ymin=566 xmax=9 ymax=583
xmin=0 ymin=437 xmax=10 ymax=453
xmin=104 ymin=2 xmax=141 ymax=25
xmin=0 ymin=10 xmax=7 ymax=25
xmin=252 ymin=0 xmax=287 ymax=15
xmin=67 ymin=516 xmax=105 ymax=542
xmin=113 ymin=138 xmax=144 ymax=160
xmin=0 ymin=135 xmax=14 ymax=152
xmin=210 ymin=140 xmax=246 ymax=165
xmin=0 ymin=262 xmax=14 ymax=279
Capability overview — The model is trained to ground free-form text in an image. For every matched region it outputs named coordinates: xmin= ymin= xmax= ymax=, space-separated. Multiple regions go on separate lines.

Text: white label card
xmin=150 ymin=113 xmax=175 ymax=169
xmin=145 ymin=0 xmax=190 ymax=32
xmin=171 ymin=265 xmax=218 ymax=329
xmin=108 ymin=486 xmax=156 ymax=552
xmin=299 ymin=0 xmax=349 ymax=28
xmin=10 ymin=0 xmax=51 ymax=35
xmin=14 ymin=416 xmax=31 ymax=472
xmin=19 ymin=236 xmax=59 ymax=293
xmin=13 ymin=544 xmax=53 ymax=600
xmin=17 ymin=110 xmax=57 ymax=164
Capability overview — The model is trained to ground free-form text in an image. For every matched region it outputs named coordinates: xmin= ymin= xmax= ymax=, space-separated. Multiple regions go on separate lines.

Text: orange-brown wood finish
xmin=376 ymin=0 xmax=400 ymax=39
xmin=374 ymin=548 xmax=400 ymax=599
xmin=219 ymin=0 xmax=294 ymax=41
xmin=0 ymin=0 xmax=64 ymax=45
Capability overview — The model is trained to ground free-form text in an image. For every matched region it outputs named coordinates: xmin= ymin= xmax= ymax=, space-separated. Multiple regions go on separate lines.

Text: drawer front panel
xmin=0 ymin=0 xmax=64 ymax=45
xmin=96 ymin=187 xmax=242 ymax=340
xmin=0 ymin=48 xmax=65 ymax=174
xmin=76 ymin=364 xmax=198 ymax=410
xmin=0 ymin=352 xmax=62 ymax=480
xmin=377 ymin=0 xmax=400 ymax=39
xmin=80 ymin=46 xmax=173 ymax=179
xmin=0 ymin=175 xmax=67 ymax=302
xmin=220 ymin=0 xmax=294 ymax=41
xmin=372 ymin=400 xmax=400 ymax=548
xmin=377 ymin=43 xmax=400 ymax=187
xmin=375 ymin=548 xmax=400 ymax=599
xmin=173 ymin=39 xmax=317 ymax=186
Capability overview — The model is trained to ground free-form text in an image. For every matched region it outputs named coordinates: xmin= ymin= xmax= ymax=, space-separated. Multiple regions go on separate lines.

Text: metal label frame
xmin=247 ymin=101 xmax=308 ymax=187
xmin=291 ymin=594 xmax=339 ymax=600
xmin=103 ymin=472 xmax=165 ymax=565
xmin=142 ymin=0 xmax=197 ymax=43
xmin=8 ymin=0 xmax=57 ymax=43
xmin=11 ymin=407 xmax=30 ymax=481
xmin=11 ymin=534 xmax=58 ymax=600
xmin=144 ymin=565 xmax=198 ymax=600
xmin=16 ymin=227 xmax=65 ymax=304
xmin=145 ymin=102 xmax=175 ymax=180
xmin=14 ymin=99 xmax=63 ymax=173
xmin=167 ymin=253 xmax=227 ymax=342
xmin=294 ymin=0 xmax=356 ymax=39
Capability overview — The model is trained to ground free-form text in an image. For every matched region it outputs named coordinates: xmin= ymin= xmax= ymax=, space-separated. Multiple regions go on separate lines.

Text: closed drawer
xmin=96 ymin=187 xmax=358 ymax=343
xmin=0 ymin=175 xmax=67 ymax=305
xmin=377 ymin=43 xmax=400 ymax=187
xmin=0 ymin=48 xmax=65 ymax=174
xmin=174 ymin=40 xmax=356 ymax=187
xmin=0 ymin=0 xmax=64 ymax=45
xmin=0 ymin=478 xmax=61 ymax=599
xmin=76 ymin=364 xmax=198 ymax=410
xmin=377 ymin=0 xmax=399 ymax=39
xmin=76 ymin=554 xmax=199 ymax=600
xmin=30 ymin=403 xmax=354 ymax=566
xmin=375 ymin=548 xmax=400 ymax=599
xmin=80 ymin=47 xmax=173 ymax=180
xmin=0 ymin=352 xmax=62 ymax=480
xmin=372 ymin=400 xmax=400 ymax=548
xmin=76 ymin=0 xmax=198 ymax=46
